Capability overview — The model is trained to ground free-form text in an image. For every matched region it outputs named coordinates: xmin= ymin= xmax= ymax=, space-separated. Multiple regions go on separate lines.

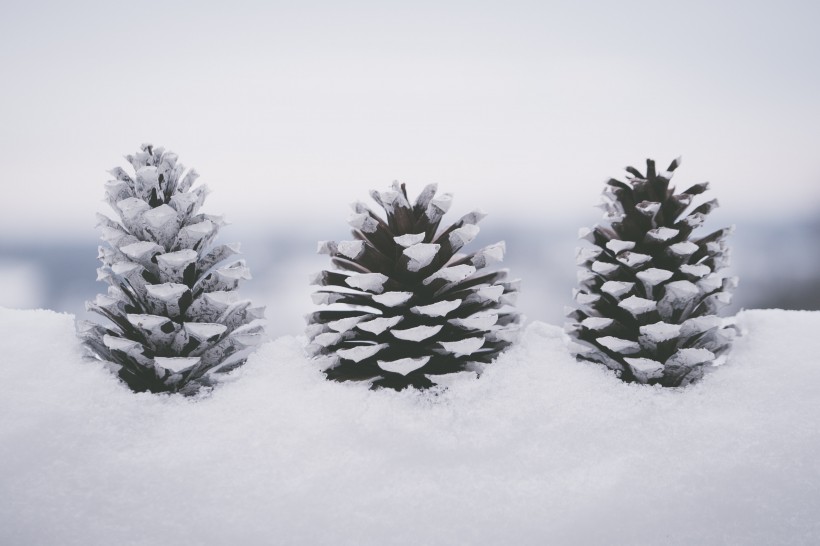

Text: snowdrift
xmin=1 ymin=307 xmax=818 ymax=545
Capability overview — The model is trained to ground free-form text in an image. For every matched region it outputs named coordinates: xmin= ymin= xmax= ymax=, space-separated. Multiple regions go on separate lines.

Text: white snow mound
xmin=0 ymin=308 xmax=819 ymax=545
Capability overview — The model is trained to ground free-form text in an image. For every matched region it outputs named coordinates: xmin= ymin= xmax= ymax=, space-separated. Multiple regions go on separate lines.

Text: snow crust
xmin=1 ymin=308 xmax=819 ymax=545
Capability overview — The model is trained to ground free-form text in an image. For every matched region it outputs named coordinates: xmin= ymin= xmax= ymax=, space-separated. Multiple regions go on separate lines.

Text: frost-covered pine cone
xmin=307 ymin=182 xmax=521 ymax=390
xmin=566 ymin=158 xmax=737 ymax=387
xmin=77 ymin=144 xmax=265 ymax=395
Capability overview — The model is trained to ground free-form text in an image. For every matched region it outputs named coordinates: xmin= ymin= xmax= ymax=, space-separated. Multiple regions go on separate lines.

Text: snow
xmin=337 ymin=240 xmax=365 ymax=260
xmin=601 ymin=280 xmax=634 ymax=298
xmin=646 ymin=227 xmax=679 ymax=242
xmin=605 ymin=239 xmax=635 ymax=253
xmin=371 ymin=291 xmax=413 ymax=307
xmin=618 ymin=295 xmax=657 ymax=315
xmin=438 ymin=335 xmax=486 ymax=357
xmin=616 ymin=251 xmax=652 ymax=268
xmin=377 ymin=356 xmax=431 ymax=376
xmin=636 ymin=267 xmax=674 ymax=286
xmin=393 ymin=233 xmax=426 ymax=247
xmin=448 ymin=224 xmax=480 ymax=248
xmin=357 ymin=316 xmax=403 ymax=335
xmin=344 ymin=272 xmax=388 ymax=293
xmin=591 ymin=261 xmax=620 ymax=275
xmin=390 ymin=324 xmax=443 ymax=341
xmin=411 ymin=299 xmax=462 ymax=317
xmin=423 ymin=264 xmax=476 ymax=285
xmin=597 ymin=336 xmax=641 ymax=354
xmin=449 ymin=312 xmax=499 ymax=331
xmin=580 ymin=316 xmax=614 ymax=330
xmin=1 ymin=308 xmax=820 ymax=545
xmin=336 ymin=343 xmax=387 ymax=362
xmin=668 ymin=241 xmax=699 ymax=256
xmin=639 ymin=321 xmax=682 ymax=342
xmin=403 ymin=243 xmax=440 ymax=271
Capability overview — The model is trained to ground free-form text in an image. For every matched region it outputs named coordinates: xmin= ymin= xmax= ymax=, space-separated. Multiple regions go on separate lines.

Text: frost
xmin=377 ymin=356 xmax=430 ymax=376
xmin=423 ymin=264 xmax=476 ymax=286
xmin=590 ymin=259 xmax=618 ymax=275
xmin=646 ymin=227 xmax=679 ymax=242
xmin=145 ymin=282 xmax=189 ymax=302
xmin=157 ymin=250 xmax=198 ymax=282
xmin=438 ymin=336 xmax=485 ymax=357
xmin=336 ymin=343 xmax=388 ymax=363
xmin=580 ymin=317 xmax=614 ymax=330
xmin=624 ymin=357 xmax=665 ymax=381
xmin=665 ymin=280 xmax=699 ymax=297
xmin=605 ymin=240 xmax=635 ymax=253
xmin=617 ymin=252 xmax=652 ymax=268
xmin=668 ymin=241 xmax=699 ymax=257
xmin=639 ymin=321 xmax=681 ymax=343
xmin=344 ymin=273 xmax=388 ymax=293
xmin=449 ymin=224 xmax=480 ymax=249
xmin=635 ymin=201 xmax=661 ymax=217
xmin=176 ymin=220 xmax=215 ymax=249
xmin=184 ymin=322 xmax=227 ymax=343
xmin=425 ymin=193 xmax=453 ymax=221
xmin=116 ymin=197 xmax=150 ymax=223
xmin=576 ymin=270 xmax=595 ymax=284
xmin=601 ymin=281 xmax=634 ymax=298
xmin=153 ymin=356 xmax=200 ymax=373
xmin=337 ymin=240 xmax=365 ymax=260
xmin=394 ymin=233 xmax=426 ymax=247
xmin=576 ymin=247 xmax=603 ymax=264
xmin=449 ymin=312 xmax=498 ymax=331
xmin=313 ymin=332 xmax=342 ymax=347
xmin=357 ymin=316 xmax=403 ymax=335
xmin=371 ymin=291 xmax=413 ymax=307
xmin=666 ymin=348 xmax=715 ymax=368
xmin=411 ymin=300 xmax=462 ymax=317
xmin=126 ymin=314 xmax=168 ymax=332
xmin=636 ymin=268 xmax=674 ymax=287
xmin=347 ymin=212 xmax=379 ymax=233
xmin=327 ymin=316 xmax=365 ymax=333
xmin=471 ymin=242 xmax=505 ymax=268
xmin=403 ymin=243 xmax=440 ymax=272
xmin=619 ymin=296 xmax=657 ymax=315
xmin=391 ymin=324 xmax=443 ymax=342
xmin=680 ymin=264 xmax=711 ymax=278
xmin=121 ymin=241 xmax=163 ymax=263
xmin=574 ymin=291 xmax=600 ymax=305
xmin=680 ymin=316 xmax=722 ymax=337
xmin=698 ymin=274 xmax=725 ymax=294
xmin=597 ymin=336 xmax=641 ymax=354
xmin=472 ymin=285 xmax=505 ymax=303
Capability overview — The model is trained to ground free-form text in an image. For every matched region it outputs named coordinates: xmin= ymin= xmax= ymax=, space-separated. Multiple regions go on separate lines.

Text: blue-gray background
xmin=1 ymin=0 xmax=819 ymax=334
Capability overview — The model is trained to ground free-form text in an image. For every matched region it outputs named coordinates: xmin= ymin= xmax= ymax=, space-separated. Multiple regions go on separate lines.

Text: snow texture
xmin=1 ymin=308 xmax=819 ymax=544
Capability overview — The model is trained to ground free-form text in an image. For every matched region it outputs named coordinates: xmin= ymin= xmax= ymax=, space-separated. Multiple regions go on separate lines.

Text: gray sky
xmin=2 ymin=0 xmax=819 ymax=239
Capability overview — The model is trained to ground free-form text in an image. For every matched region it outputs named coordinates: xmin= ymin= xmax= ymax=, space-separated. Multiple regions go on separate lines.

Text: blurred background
xmin=1 ymin=0 xmax=819 ymax=336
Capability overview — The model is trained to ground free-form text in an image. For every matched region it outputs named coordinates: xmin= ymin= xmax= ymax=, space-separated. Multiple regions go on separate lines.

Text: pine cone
xmin=566 ymin=158 xmax=737 ymax=386
xmin=307 ymin=182 xmax=521 ymax=390
xmin=78 ymin=144 xmax=265 ymax=395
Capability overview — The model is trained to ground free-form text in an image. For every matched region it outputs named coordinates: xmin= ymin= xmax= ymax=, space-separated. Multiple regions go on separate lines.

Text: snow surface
xmin=1 ymin=308 xmax=820 ymax=545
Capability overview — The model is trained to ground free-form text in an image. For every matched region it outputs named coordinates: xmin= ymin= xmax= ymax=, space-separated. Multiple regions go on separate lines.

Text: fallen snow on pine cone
xmin=1 ymin=307 xmax=819 ymax=545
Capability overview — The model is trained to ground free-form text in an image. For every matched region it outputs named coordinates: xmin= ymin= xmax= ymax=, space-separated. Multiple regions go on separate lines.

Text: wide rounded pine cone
xmin=566 ymin=158 xmax=737 ymax=387
xmin=307 ymin=182 xmax=521 ymax=390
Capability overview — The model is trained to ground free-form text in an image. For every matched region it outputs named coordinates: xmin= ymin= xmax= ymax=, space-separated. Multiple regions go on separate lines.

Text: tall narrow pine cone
xmin=307 ymin=182 xmax=521 ymax=390
xmin=566 ymin=158 xmax=737 ymax=386
xmin=78 ymin=144 xmax=265 ymax=395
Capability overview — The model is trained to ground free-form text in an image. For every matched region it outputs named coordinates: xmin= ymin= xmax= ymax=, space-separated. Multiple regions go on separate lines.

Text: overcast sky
xmin=1 ymin=0 xmax=819 ymax=239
